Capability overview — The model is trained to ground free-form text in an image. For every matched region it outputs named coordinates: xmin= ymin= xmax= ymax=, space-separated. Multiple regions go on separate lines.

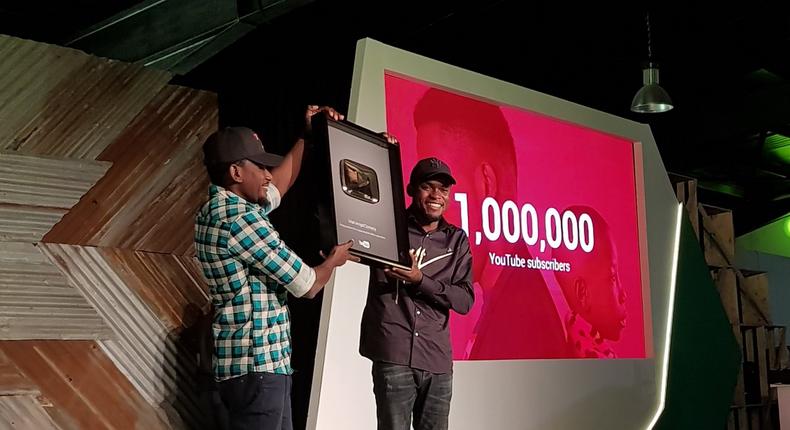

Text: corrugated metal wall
xmin=0 ymin=36 xmax=172 ymax=159
xmin=0 ymin=242 xmax=112 ymax=340
xmin=0 ymin=394 xmax=61 ymax=430
xmin=0 ymin=34 xmax=216 ymax=429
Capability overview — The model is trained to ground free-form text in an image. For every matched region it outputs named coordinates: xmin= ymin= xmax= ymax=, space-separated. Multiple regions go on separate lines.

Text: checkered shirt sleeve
xmin=227 ymin=210 xmax=315 ymax=298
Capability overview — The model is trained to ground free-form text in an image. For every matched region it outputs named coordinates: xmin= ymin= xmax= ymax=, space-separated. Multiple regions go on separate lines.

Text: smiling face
xmin=227 ymin=159 xmax=273 ymax=205
xmin=416 ymin=123 xmax=517 ymax=280
xmin=412 ymin=179 xmax=451 ymax=222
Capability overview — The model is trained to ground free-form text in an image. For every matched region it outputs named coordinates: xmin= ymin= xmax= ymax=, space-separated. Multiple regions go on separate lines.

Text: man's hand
xmin=305 ymin=105 xmax=344 ymax=135
xmin=306 ymin=240 xmax=360 ymax=299
xmin=320 ymin=240 xmax=360 ymax=267
xmin=385 ymin=249 xmax=423 ymax=284
xmin=272 ymin=105 xmax=345 ymax=197
xmin=379 ymin=132 xmax=399 ymax=145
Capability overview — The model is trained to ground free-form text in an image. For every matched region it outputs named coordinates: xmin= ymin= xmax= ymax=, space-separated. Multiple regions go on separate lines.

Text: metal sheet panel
xmin=0 ymin=35 xmax=172 ymax=159
xmin=43 ymin=86 xmax=217 ymax=255
xmin=0 ymin=349 xmax=36 ymax=396
xmin=0 ymin=395 xmax=61 ymax=430
xmin=100 ymin=248 xmax=209 ymax=332
xmin=0 ymin=340 xmax=170 ymax=430
xmin=39 ymin=244 xmax=206 ymax=428
xmin=0 ymin=242 xmax=112 ymax=340
xmin=0 ymin=204 xmax=66 ymax=242
xmin=0 ymin=152 xmax=111 ymax=209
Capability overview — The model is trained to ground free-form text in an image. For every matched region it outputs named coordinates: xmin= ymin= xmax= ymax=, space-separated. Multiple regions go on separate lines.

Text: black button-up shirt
xmin=359 ymin=212 xmax=474 ymax=374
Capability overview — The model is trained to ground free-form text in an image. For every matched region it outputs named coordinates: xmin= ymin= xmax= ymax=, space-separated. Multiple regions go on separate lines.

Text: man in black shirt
xmin=359 ymin=157 xmax=474 ymax=430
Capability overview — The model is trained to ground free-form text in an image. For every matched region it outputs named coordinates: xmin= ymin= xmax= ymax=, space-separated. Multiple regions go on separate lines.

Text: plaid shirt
xmin=195 ymin=184 xmax=315 ymax=379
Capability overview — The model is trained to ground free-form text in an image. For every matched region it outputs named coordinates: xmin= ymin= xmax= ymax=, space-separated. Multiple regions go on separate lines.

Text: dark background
xmin=3 ymin=2 xmax=790 ymax=428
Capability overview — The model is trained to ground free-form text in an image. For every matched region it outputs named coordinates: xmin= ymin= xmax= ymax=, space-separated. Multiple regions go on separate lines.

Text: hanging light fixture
xmin=631 ymin=13 xmax=673 ymax=113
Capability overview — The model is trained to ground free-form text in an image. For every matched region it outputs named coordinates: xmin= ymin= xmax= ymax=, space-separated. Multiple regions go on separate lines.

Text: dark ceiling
xmin=3 ymin=0 xmax=790 ymax=234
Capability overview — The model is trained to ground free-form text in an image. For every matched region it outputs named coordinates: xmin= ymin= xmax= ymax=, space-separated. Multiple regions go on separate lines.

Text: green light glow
xmin=738 ymin=213 xmax=790 ymax=257
xmin=764 ymin=134 xmax=790 ymax=164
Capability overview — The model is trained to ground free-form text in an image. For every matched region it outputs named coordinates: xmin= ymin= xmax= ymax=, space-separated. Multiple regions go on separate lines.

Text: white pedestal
xmin=773 ymin=384 xmax=790 ymax=430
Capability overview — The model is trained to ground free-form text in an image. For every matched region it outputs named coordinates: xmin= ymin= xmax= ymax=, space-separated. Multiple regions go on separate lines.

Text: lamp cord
xmin=646 ymin=12 xmax=653 ymax=62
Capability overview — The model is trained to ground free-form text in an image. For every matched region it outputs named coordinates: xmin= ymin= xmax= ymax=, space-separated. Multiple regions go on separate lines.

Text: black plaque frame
xmin=312 ymin=115 xmax=411 ymax=270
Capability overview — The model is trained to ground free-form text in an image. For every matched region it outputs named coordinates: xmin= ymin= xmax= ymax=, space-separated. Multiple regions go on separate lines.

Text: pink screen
xmin=384 ymin=73 xmax=651 ymax=360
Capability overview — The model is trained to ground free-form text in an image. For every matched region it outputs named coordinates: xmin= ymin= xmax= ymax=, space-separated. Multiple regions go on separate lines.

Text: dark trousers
xmin=217 ymin=372 xmax=292 ymax=430
xmin=372 ymin=362 xmax=453 ymax=430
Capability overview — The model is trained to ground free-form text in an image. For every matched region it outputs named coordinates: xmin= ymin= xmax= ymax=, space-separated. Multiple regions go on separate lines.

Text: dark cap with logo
xmin=409 ymin=157 xmax=456 ymax=187
xmin=202 ymin=127 xmax=283 ymax=167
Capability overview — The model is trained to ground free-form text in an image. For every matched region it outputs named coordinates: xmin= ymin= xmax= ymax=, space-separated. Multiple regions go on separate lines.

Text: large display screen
xmin=384 ymin=73 xmax=651 ymax=360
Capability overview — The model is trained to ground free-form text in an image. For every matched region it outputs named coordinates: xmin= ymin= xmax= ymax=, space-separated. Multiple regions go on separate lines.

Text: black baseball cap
xmin=409 ymin=157 xmax=456 ymax=187
xmin=202 ymin=127 xmax=283 ymax=167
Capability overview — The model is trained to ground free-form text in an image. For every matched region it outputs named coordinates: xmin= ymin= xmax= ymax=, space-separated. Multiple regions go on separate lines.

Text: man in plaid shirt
xmin=195 ymin=106 xmax=357 ymax=430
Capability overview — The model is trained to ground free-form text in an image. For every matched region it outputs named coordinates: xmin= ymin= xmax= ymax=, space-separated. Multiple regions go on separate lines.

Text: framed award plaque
xmin=312 ymin=115 xmax=411 ymax=270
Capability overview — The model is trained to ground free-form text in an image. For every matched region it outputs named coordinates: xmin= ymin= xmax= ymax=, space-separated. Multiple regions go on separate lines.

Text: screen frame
xmin=306 ymin=38 xmax=683 ymax=430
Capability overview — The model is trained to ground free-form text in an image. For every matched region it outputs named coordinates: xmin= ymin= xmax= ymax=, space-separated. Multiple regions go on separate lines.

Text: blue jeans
xmin=372 ymin=362 xmax=452 ymax=430
xmin=217 ymin=372 xmax=292 ymax=430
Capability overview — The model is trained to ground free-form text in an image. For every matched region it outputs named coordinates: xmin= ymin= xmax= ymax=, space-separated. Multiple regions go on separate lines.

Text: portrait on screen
xmin=384 ymin=73 xmax=651 ymax=360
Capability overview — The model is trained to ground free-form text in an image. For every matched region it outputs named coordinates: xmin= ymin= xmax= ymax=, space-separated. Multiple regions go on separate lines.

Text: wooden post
xmin=668 ymin=173 xmax=700 ymax=239
xmin=712 ymin=268 xmax=739 ymax=324
xmin=739 ymin=271 xmax=771 ymax=326
xmin=700 ymin=204 xmax=735 ymax=268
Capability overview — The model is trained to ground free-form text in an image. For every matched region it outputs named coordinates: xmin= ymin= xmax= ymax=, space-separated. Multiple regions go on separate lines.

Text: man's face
xmin=412 ymin=179 xmax=451 ymax=222
xmin=415 ymin=123 xmax=491 ymax=279
xmin=582 ymin=244 xmax=627 ymax=341
xmin=234 ymin=160 xmax=272 ymax=205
